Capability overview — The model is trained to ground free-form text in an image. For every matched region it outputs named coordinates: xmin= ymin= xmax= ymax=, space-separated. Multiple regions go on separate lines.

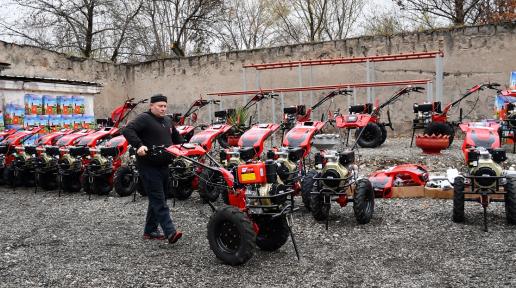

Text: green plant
xmin=227 ymin=107 xmax=250 ymax=131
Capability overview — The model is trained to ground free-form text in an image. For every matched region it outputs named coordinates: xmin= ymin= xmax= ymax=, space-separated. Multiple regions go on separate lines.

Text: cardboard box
xmin=391 ymin=186 xmax=426 ymax=198
xmin=424 ymin=187 xmax=453 ymax=199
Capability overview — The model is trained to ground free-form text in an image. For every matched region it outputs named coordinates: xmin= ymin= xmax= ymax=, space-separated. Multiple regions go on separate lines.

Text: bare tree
xmin=323 ymin=0 xmax=365 ymax=40
xmin=213 ymin=0 xmax=278 ymax=51
xmin=394 ymin=0 xmax=484 ymax=26
xmin=132 ymin=0 xmax=222 ymax=58
xmin=0 ymin=0 xmax=144 ymax=62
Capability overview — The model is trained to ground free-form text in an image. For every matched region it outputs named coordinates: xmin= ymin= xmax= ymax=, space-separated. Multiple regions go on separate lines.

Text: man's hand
xmin=137 ymin=145 xmax=148 ymax=156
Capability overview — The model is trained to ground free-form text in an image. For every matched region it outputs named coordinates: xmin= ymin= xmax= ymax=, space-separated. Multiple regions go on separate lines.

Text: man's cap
xmin=150 ymin=94 xmax=167 ymax=103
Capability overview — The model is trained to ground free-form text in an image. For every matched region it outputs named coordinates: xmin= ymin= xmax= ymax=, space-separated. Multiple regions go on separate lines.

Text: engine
xmin=413 ymin=101 xmax=442 ymax=124
xmin=237 ymin=160 xmax=290 ymax=211
xmin=318 ymin=150 xmax=356 ymax=190
xmin=58 ymin=154 xmax=82 ymax=172
xmin=170 ymin=157 xmax=194 ymax=179
xmin=467 ymin=147 xmax=505 ymax=188
xmin=272 ymin=147 xmax=299 ymax=185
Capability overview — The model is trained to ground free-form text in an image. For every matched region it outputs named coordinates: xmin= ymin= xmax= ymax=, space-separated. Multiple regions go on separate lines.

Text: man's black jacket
xmin=122 ymin=111 xmax=183 ymax=166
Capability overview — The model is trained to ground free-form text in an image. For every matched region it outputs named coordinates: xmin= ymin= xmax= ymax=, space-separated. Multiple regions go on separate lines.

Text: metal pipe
xmin=243 ymin=51 xmax=444 ymax=70
xmin=207 ymin=79 xmax=433 ymax=97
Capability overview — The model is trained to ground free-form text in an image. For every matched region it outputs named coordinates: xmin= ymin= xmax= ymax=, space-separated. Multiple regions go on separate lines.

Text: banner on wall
xmin=511 ymin=71 xmax=516 ymax=90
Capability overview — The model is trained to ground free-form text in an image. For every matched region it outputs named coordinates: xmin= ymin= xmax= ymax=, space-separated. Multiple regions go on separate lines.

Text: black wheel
xmin=424 ymin=122 xmax=455 ymax=146
xmin=3 ymin=165 xmax=23 ymax=187
xmin=353 ymin=179 xmax=375 ymax=224
xmin=137 ymin=176 xmax=146 ymax=196
xmin=38 ymin=172 xmax=58 ymax=190
xmin=207 ymin=206 xmax=256 ymax=266
xmin=301 ymin=170 xmax=318 ymax=211
xmin=62 ymin=173 xmax=82 ymax=192
xmin=80 ymin=173 xmax=93 ymax=194
xmin=452 ymin=177 xmax=465 ymax=223
xmin=92 ymin=175 xmax=112 ymax=195
xmin=169 ymin=178 xmax=194 ymax=200
xmin=0 ymin=168 xmax=4 ymax=185
xmin=114 ymin=166 xmax=137 ymax=197
xmin=504 ymin=177 xmax=516 ymax=224
xmin=355 ymin=123 xmax=383 ymax=148
xmin=379 ymin=125 xmax=388 ymax=145
xmin=255 ymin=216 xmax=289 ymax=252
xmin=199 ymin=169 xmax=226 ymax=202
xmin=310 ymin=190 xmax=330 ymax=221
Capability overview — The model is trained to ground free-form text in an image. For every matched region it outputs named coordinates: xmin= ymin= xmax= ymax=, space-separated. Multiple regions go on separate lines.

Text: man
xmin=122 ymin=94 xmax=183 ymax=244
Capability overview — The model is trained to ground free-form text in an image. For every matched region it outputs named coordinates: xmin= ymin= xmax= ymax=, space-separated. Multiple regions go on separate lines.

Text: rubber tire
xmin=38 ymin=172 xmax=58 ymax=190
xmin=137 ymin=177 xmax=146 ymax=196
xmin=3 ymin=165 xmax=23 ymax=188
xmin=80 ymin=173 xmax=93 ymax=194
xmin=504 ymin=177 xmax=516 ymax=224
xmin=207 ymin=206 xmax=256 ymax=266
xmin=93 ymin=175 xmax=112 ymax=195
xmin=301 ymin=170 xmax=318 ymax=211
xmin=199 ymin=169 xmax=225 ymax=202
xmin=424 ymin=122 xmax=455 ymax=146
xmin=353 ymin=179 xmax=375 ymax=224
xmin=62 ymin=173 xmax=82 ymax=193
xmin=380 ymin=125 xmax=388 ymax=145
xmin=310 ymin=189 xmax=330 ymax=221
xmin=0 ymin=168 xmax=4 ymax=186
xmin=169 ymin=178 xmax=194 ymax=200
xmin=255 ymin=216 xmax=290 ymax=252
xmin=114 ymin=166 xmax=137 ymax=197
xmin=452 ymin=177 xmax=465 ymax=223
xmin=355 ymin=123 xmax=383 ymax=148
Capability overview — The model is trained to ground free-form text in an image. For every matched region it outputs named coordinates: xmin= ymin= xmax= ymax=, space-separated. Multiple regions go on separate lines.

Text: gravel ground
xmin=1 ymin=136 xmax=515 ymax=287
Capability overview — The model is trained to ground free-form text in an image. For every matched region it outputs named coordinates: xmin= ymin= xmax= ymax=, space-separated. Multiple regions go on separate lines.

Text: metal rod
xmin=243 ymin=51 xmax=445 ymax=70
xmin=207 ymin=79 xmax=433 ymax=96
xmin=298 ymin=63 xmax=303 ymax=104
xmin=436 ymin=54 xmax=444 ymax=103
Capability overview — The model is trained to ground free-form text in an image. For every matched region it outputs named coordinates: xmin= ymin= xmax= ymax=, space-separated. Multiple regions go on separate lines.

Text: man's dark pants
xmin=139 ymin=164 xmax=176 ymax=238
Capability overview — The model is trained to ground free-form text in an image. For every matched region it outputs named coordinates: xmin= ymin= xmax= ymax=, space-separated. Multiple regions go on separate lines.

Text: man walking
xmin=122 ymin=94 xmax=183 ymax=244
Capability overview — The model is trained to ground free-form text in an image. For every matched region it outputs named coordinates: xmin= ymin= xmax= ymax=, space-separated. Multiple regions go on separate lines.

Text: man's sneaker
xmin=168 ymin=231 xmax=183 ymax=244
xmin=143 ymin=231 xmax=166 ymax=240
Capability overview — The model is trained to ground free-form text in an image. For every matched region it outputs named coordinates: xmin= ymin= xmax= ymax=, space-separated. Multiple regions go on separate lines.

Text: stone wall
xmin=1 ymin=22 xmax=515 ymax=134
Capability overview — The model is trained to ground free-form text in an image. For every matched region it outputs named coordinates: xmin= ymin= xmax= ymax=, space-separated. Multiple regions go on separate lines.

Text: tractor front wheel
xmin=255 ymin=216 xmax=289 ymax=251
xmin=38 ymin=172 xmax=58 ymax=190
xmin=504 ymin=177 xmax=516 ymax=224
xmin=353 ymin=179 xmax=375 ymax=224
xmin=62 ymin=173 xmax=82 ymax=192
xmin=355 ymin=123 xmax=383 ymax=148
xmin=301 ymin=170 xmax=318 ymax=211
xmin=452 ymin=177 xmax=465 ymax=223
xmin=207 ymin=206 xmax=256 ymax=266
xmin=169 ymin=178 xmax=194 ymax=200
xmin=310 ymin=191 xmax=330 ymax=221
xmin=199 ymin=169 xmax=225 ymax=202
xmin=114 ymin=166 xmax=137 ymax=197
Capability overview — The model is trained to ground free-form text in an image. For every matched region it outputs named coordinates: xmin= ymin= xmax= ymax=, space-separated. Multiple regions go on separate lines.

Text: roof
xmin=0 ymin=74 xmax=101 ymax=87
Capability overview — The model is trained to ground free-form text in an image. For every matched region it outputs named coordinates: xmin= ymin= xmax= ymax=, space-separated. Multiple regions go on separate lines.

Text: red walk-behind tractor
xmin=160 ymin=141 xmax=300 ymax=266
xmin=56 ymin=98 xmax=147 ymax=194
xmin=301 ymin=134 xmax=375 ymax=229
xmin=497 ymin=89 xmax=516 ymax=153
xmin=172 ymin=98 xmax=220 ymax=142
xmin=0 ymin=127 xmax=45 ymax=187
xmin=411 ymin=83 xmax=501 ymax=147
xmin=452 ymin=121 xmax=515 ymax=231
xmin=336 ymin=86 xmax=425 ymax=148
xmin=12 ymin=128 xmax=75 ymax=191
xmin=202 ymin=122 xmax=281 ymax=202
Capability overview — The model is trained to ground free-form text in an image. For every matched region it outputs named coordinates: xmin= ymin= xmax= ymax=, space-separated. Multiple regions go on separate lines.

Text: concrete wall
xmin=1 ymin=22 xmax=515 ymax=134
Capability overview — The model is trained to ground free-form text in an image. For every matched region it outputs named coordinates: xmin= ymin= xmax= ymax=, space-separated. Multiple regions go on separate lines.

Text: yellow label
xmin=241 ymin=173 xmax=256 ymax=182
